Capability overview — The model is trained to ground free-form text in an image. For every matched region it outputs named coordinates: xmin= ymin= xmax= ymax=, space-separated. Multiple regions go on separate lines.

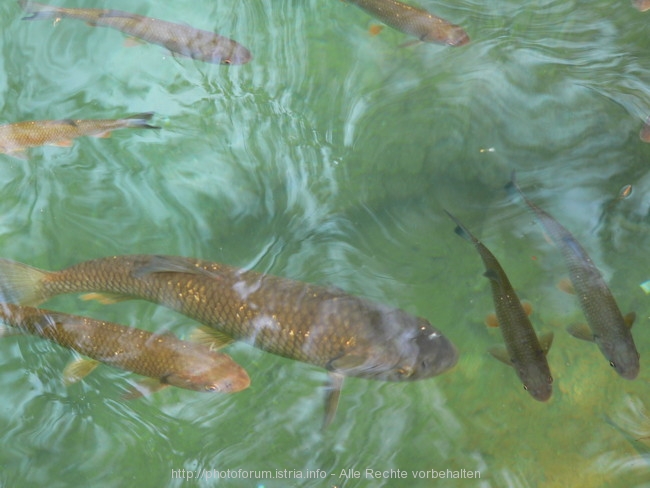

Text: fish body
xmin=0 ymin=255 xmax=458 ymax=383
xmin=445 ymin=211 xmax=553 ymax=401
xmin=18 ymin=1 xmax=251 ymax=65
xmin=507 ymin=175 xmax=639 ymax=380
xmin=347 ymin=0 xmax=469 ymax=46
xmin=0 ymin=303 xmax=250 ymax=393
xmin=0 ymin=113 xmax=158 ymax=155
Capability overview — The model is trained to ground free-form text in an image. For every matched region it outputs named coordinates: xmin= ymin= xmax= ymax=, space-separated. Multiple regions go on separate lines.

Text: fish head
xmin=164 ymin=351 xmax=251 ymax=393
xmin=514 ymin=360 xmax=553 ymax=402
xmin=338 ymin=311 xmax=458 ymax=382
xmin=406 ymin=317 xmax=459 ymax=379
xmin=422 ymin=22 xmax=470 ymax=47
xmin=210 ymin=43 xmax=252 ymax=65
xmin=600 ymin=336 xmax=640 ymax=380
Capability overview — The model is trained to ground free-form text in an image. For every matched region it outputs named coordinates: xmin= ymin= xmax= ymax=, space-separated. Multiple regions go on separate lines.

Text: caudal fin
xmin=122 ymin=112 xmax=160 ymax=130
xmin=0 ymin=258 xmax=48 ymax=306
xmin=19 ymin=0 xmax=62 ymax=21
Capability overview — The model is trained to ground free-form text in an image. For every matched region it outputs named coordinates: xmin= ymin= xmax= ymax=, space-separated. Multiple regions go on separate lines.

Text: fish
xmin=0 ymin=254 xmax=458 ymax=426
xmin=0 ymin=113 xmax=159 ymax=157
xmin=633 ymin=0 xmax=650 ymax=12
xmin=444 ymin=210 xmax=553 ymax=401
xmin=507 ymin=173 xmax=640 ymax=380
xmin=0 ymin=302 xmax=250 ymax=395
xmin=346 ymin=0 xmax=470 ymax=47
xmin=18 ymin=1 xmax=252 ymax=65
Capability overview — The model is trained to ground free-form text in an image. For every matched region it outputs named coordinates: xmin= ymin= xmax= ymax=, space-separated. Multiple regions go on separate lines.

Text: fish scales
xmin=508 ymin=175 xmax=639 ymax=379
xmin=0 ymin=114 xmax=158 ymax=154
xmin=348 ymin=0 xmax=469 ymax=46
xmin=0 ymin=303 xmax=250 ymax=393
xmin=0 ymin=255 xmax=458 ymax=382
xmin=19 ymin=1 xmax=252 ymax=65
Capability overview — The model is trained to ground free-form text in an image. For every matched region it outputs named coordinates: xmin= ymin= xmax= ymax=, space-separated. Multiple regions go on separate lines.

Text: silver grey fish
xmin=507 ymin=173 xmax=639 ymax=380
xmin=19 ymin=0 xmax=251 ymax=65
xmin=445 ymin=210 xmax=553 ymax=401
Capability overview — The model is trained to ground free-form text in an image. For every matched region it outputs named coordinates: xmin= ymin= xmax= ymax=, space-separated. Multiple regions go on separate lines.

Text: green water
xmin=0 ymin=0 xmax=650 ymax=486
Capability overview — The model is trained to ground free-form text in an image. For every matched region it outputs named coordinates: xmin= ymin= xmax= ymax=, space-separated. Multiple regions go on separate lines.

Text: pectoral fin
xmin=322 ymin=372 xmax=344 ymax=430
xmin=538 ymin=332 xmax=554 ymax=355
xmin=557 ymin=278 xmax=575 ymax=295
xmin=567 ymin=323 xmax=594 ymax=342
xmin=625 ymin=312 xmax=636 ymax=329
xmin=189 ymin=326 xmax=234 ymax=350
xmin=328 ymin=353 xmax=367 ymax=374
xmin=398 ymin=39 xmax=423 ymax=48
xmin=63 ymin=358 xmax=100 ymax=385
xmin=123 ymin=378 xmax=169 ymax=399
xmin=485 ymin=313 xmax=499 ymax=328
xmin=52 ymin=140 xmax=73 ymax=147
xmin=488 ymin=345 xmax=513 ymax=366
xmin=7 ymin=150 xmax=29 ymax=160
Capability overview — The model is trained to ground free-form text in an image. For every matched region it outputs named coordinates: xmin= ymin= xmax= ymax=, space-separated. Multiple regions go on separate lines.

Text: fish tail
xmin=443 ymin=209 xmax=477 ymax=244
xmin=0 ymin=258 xmax=48 ymax=306
xmin=122 ymin=112 xmax=160 ymax=130
xmin=18 ymin=0 xmax=63 ymax=21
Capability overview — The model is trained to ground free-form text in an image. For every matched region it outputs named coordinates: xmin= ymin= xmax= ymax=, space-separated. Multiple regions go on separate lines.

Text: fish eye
xmin=547 ymin=376 xmax=553 ymax=384
xmin=523 ymin=385 xmax=528 ymax=391
xmin=609 ymin=361 xmax=616 ymax=368
xmin=205 ymin=384 xmax=218 ymax=392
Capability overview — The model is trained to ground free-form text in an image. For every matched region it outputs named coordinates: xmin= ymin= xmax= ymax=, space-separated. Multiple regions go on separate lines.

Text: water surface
xmin=0 ymin=0 xmax=650 ymax=486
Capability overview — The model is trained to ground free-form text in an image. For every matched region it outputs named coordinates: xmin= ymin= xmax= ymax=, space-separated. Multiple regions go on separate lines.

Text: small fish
xmin=18 ymin=1 xmax=251 ymax=65
xmin=346 ymin=0 xmax=469 ymax=46
xmin=0 ymin=113 xmax=159 ymax=157
xmin=640 ymin=117 xmax=650 ymax=142
xmin=0 ymin=303 xmax=250 ymax=394
xmin=445 ymin=210 xmax=553 ymax=401
xmin=0 ymin=254 xmax=458 ymax=427
xmin=507 ymin=173 xmax=639 ymax=380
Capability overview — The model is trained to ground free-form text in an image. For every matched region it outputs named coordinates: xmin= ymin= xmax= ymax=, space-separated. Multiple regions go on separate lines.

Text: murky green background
xmin=0 ymin=0 xmax=649 ymax=486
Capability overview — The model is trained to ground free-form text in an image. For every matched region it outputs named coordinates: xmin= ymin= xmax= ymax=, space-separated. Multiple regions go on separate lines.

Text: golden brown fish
xmin=0 ymin=254 xmax=458 ymax=426
xmin=507 ymin=173 xmax=639 ymax=380
xmin=633 ymin=0 xmax=650 ymax=11
xmin=0 ymin=113 xmax=158 ymax=156
xmin=346 ymin=0 xmax=469 ymax=46
xmin=445 ymin=210 xmax=553 ymax=401
xmin=18 ymin=0 xmax=251 ymax=65
xmin=0 ymin=303 xmax=250 ymax=394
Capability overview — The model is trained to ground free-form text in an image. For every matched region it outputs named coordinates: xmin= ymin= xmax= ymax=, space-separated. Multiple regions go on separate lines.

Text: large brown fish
xmin=0 ymin=302 xmax=250 ymax=394
xmin=445 ymin=211 xmax=553 ymax=401
xmin=346 ymin=0 xmax=470 ymax=46
xmin=18 ymin=1 xmax=251 ymax=65
xmin=0 ymin=254 xmax=458 ymax=426
xmin=507 ymin=174 xmax=639 ymax=380
xmin=0 ymin=113 xmax=158 ymax=157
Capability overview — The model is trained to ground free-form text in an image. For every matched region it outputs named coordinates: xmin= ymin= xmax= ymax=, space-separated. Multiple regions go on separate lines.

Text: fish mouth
xmin=412 ymin=334 xmax=459 ymax=379
xmin=446 ymin=31 xmax=470 ymax=47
